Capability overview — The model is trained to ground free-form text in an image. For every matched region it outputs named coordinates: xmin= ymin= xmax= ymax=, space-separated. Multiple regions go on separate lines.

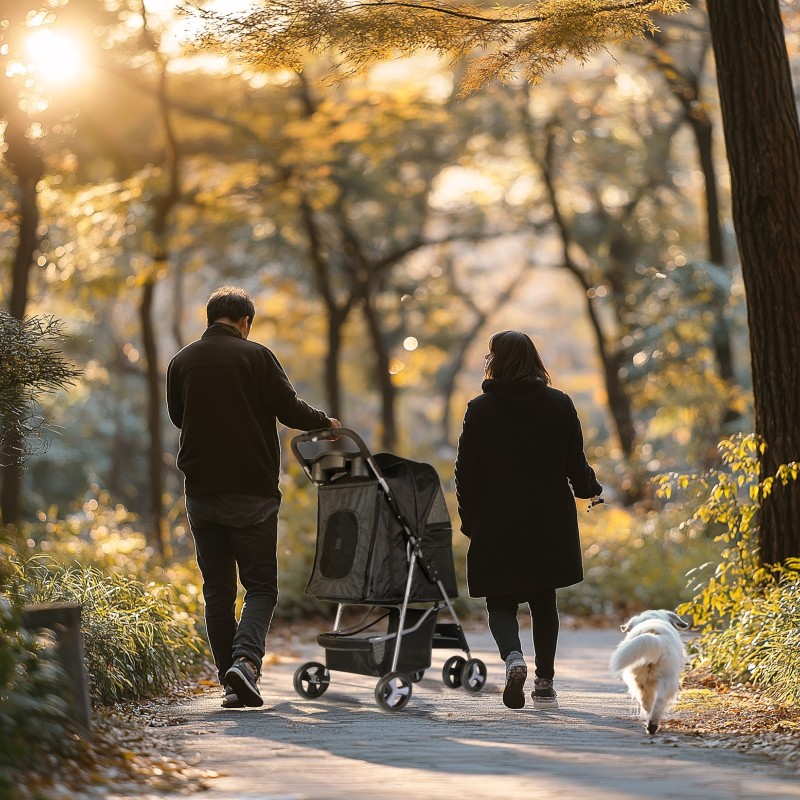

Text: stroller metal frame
xmin=290 ymin=428 xmax=487 ymax=711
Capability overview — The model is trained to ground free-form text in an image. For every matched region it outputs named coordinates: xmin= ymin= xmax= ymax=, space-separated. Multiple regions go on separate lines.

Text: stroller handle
xmin=291 ymin=427 xmax=372 ymax=463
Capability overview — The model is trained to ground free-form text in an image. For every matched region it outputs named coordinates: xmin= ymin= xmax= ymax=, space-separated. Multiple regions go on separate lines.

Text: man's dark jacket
xmin=166 ymin=324 xmax=331 ymax=498
xmin=454 ymin=377 xmax=601 ymax=597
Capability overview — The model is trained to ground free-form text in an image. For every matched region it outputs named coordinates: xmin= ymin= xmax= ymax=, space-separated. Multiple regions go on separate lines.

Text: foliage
xmin=557 ymin=500 xmax=721 ymax=619
xmin=657 ymin=434 xmax=800 ymax=704
xmin=7 ymin=495 xmax=204 ymax=705
xmin=8 ymin=555 xmax=202 ymax=705
xmin=0 ymin=312 xmax=80 ymax=465
xmin=54 ymin=570 xmax=197 ymax=704
xmin=194 ymin=0 xmax=688 ymax=94
xmin=0 ymin=529 xmax=79 ymax=795
xmin=22 ymin=489 xmax=203 ymax=618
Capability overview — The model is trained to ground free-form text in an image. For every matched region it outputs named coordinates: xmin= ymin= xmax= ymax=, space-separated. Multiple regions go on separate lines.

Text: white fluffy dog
xmin=609 ymin=609 xmax=689 ymax=735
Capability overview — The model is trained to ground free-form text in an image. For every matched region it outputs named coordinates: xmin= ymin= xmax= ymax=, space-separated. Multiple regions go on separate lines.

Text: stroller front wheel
xmin=293 ymin=661 xmax=331 ymax=699
xmin=442 ymin=655 xmax=466 ymax=688
xmin=460 ymin=658 xmax=487 ymax=692
xmin=375 ymin=672 xmax=413 ymax=711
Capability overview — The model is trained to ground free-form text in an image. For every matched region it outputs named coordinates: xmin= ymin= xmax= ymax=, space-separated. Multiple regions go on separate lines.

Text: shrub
xmin=0 ymin=312 xmax=79 ymax=464
xmin=0 ymin=531 xmax=79 ymax=795
xmin=664 ymin=434 xmax=800 ymax=704
xmin=10 ymin=557 xmax=202 ymax=705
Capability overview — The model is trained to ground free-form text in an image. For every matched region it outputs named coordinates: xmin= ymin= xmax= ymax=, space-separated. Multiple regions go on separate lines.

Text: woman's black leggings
xmin=486 ymin=590 xmax=559 ymax=680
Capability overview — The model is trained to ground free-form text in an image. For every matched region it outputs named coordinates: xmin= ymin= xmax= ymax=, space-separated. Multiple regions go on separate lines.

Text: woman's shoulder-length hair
xmin=486 ymin=330 xmax=551 ymax=384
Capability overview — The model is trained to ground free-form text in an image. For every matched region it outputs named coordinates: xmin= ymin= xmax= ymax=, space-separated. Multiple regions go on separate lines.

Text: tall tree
xmin=1 ymin=5 xmax=55 ymax=523
xmin=705 ymin=0 xmax=800 ymax=563
xmin=137 ymin=4 xmax=180 ymax=556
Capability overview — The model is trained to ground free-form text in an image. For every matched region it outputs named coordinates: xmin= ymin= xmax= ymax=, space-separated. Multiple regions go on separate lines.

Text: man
xmin=166 ymin=285 xmax=340 ymax=708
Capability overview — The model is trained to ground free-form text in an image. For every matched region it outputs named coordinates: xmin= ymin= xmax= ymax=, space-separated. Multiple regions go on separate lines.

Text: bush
xmin=666 ymin=434 xmax=800 ymax=704
xmin=6 ymin=494 xmax=205 ymax=705
xmin=0 ymin=531 xmax=79 ymax=796
xmin=10 ymin=556 xmax=202 ymax=705
xmin=0 ymin=312 xmax=79 ymax=464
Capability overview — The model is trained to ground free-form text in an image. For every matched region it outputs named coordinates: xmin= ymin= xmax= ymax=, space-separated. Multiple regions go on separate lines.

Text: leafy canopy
xmin=190 ymin=0 xmax=688 ymax=94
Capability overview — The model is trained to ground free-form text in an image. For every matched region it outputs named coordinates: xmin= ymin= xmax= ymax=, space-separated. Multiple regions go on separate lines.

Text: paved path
xmin=162 ymin=625 xmax=800 ymax=800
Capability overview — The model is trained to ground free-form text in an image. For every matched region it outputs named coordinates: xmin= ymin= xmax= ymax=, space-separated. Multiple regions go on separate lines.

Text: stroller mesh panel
xmin=320 ymin=510 xmax=360 ymax=579
xmin=306 ymin=481 xmax=382 ymax=600
xmin=425 ymin=486 xmax=450 ymax=529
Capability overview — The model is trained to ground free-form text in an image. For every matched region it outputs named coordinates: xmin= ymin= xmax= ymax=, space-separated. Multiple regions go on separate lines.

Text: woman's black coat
xmin=454 ymin=378 xmax=602 ymax=598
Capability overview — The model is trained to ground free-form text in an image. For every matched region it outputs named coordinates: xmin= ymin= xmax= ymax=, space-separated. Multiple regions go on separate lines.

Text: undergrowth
xmin=658 ymin=434 xmax=800 ymax=705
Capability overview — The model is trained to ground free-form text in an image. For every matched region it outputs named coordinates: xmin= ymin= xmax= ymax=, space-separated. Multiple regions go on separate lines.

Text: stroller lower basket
xmin=318 ymin=607 xmax=437 ymax=678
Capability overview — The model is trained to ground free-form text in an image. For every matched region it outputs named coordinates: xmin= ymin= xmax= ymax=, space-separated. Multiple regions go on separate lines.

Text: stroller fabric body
xmin=306 ymin=453 xmax=459 ymax=604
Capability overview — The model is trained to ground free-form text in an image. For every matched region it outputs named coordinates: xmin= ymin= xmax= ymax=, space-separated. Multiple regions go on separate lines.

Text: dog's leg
xmin=647 ymin=695 xmax=665 ymax=735
xmin=636 ymin=677 xmax=655 ymax=717
xmin=647 ymin=684 xmax=678 ymax=736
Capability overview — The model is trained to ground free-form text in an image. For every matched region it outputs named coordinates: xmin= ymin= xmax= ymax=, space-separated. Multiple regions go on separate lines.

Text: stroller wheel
xmin=460 ymin=658 xmax=487 ymax=692
xmin=375 ymin=672 xmax=413 ymax=711
xmin=442 ymin=655 xmax=466 ymax=688
xmin=410 ymin=670 xmax=425 ymax=683
xmin=293 ymin=661 xmax=330 ymax=699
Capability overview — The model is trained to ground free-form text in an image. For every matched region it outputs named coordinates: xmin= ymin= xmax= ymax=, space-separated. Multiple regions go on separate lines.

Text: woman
xmin=455 ymin=330 xmax=602 ymax=710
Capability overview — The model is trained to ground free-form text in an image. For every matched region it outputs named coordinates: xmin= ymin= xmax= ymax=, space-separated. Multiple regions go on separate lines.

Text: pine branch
xmin=184 ymin=0 xmax=689 ymax=92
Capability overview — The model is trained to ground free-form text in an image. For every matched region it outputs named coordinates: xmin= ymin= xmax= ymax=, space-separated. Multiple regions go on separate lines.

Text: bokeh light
xmin=26 ymin=29 xmax=83 ymax=84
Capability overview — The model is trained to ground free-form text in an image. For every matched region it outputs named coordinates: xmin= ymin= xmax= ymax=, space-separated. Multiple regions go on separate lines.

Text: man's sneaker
xmin=502 ymin=652 xmax=527 ymax=709
xmin=224 ymin=657 xmax=264 ymax=708
xmin=221 ymin=686 xmax=245 ymax=709
xmin=532 ymin=678 xmax=558 ymax=710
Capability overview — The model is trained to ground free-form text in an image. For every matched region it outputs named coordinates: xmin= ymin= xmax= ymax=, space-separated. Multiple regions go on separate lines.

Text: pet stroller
xmin=290 ymin=428 xmax=487 ymax=712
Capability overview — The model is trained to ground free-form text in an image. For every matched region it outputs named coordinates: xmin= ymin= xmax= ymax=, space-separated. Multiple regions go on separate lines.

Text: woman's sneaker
xmin=532 ymin=678 xmax=558 ymax=710
xmin=221 ymin=686 xmax=245 ymax=709
xmin=224 ymin=657 xmax=264 ymax=708
xmin=502 ymin=652 xmax=527 ymax=709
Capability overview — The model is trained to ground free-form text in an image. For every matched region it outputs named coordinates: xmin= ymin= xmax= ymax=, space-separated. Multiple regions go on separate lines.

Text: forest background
xmin=2 ymin=4 xmax=800 ymax=787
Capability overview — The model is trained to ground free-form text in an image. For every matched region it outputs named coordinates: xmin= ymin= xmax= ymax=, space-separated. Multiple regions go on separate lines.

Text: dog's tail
xmin=609 ymin=634 xmax=664 ymax=677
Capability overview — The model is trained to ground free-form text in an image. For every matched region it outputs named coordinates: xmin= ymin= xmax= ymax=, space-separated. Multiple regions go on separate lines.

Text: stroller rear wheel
xmin=442 ymin=655 xmax=466 ymax=688
xmin=460 ymin=658 xmax=487 ymax=692
xmin=375 ymin=672 xmax=413 ymax=711
xmin=293 ymin=661 xmax=331 ymax=699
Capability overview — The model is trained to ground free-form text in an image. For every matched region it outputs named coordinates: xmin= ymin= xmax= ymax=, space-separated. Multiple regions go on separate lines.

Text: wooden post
xmin=21 ymin=602 xmax=92 ymax=734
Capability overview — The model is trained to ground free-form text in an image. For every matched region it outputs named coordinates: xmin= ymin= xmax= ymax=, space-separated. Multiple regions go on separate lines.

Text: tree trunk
xmin=139 ymin=19 xmax=180 ymax=556
xmin=297 ymin=195 xmax=351 ymax=419
xmin=361 ymin=296 xmax=397 ymax=451
xmin=140 ymin=277 xmax=169 ymax=555
xmin=1 ymin=109 xmax=44 ymax=526
xmin=534 ymin=117 xmax=639 ymax=472
xmin=706 ymin=0 xmax=800 ymax=563
xmin=687 ymin=110 xmax=737 ymax=384
xmin=325 ymin=308 xmax=348 ymax=419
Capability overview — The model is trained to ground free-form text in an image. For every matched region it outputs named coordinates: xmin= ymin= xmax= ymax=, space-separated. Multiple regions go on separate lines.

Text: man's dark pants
xmin=188 ymin=504 xmax=279 ymax=683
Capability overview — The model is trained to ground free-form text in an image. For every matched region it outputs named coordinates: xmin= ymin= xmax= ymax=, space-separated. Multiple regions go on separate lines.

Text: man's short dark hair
xmin=207 ymin=286 xmax=256 ymax=326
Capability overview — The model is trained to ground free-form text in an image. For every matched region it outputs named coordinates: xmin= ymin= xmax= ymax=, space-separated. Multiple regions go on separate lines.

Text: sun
xmin=25 ymin=29 xmax=84 ymax=85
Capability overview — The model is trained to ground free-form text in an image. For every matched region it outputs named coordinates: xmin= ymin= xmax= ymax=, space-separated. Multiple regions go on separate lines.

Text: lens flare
xmin=26 ymin=29 xmax=83 ymax=84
